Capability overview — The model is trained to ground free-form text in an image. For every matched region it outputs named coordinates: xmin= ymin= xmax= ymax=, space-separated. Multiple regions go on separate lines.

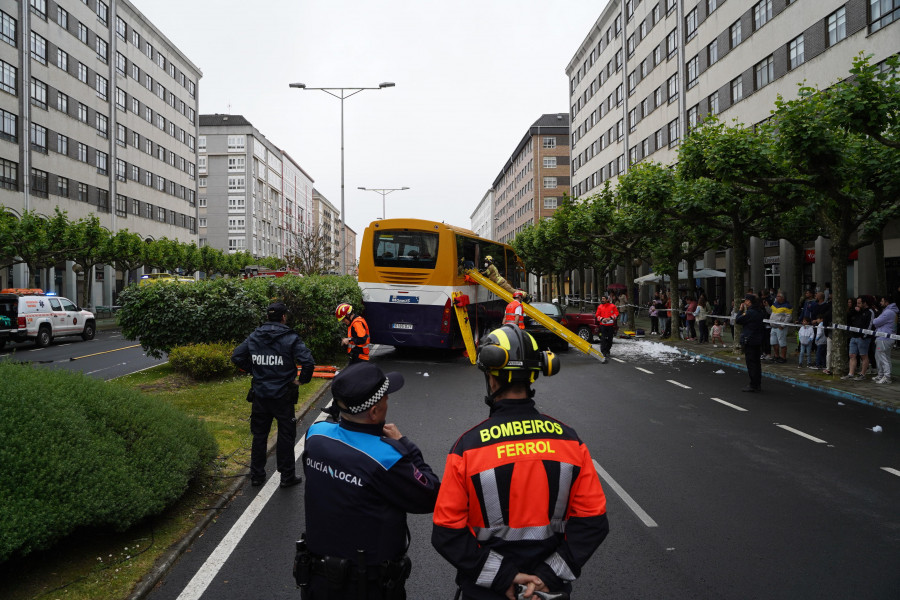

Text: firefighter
xmin=481 ymin=256 xmax=516 ymax=295
xmin=336 ymin=303 xmax=371 ymax=364
xmin=432 ymin=324 xmax=609 ymax=599
xmin=595 ymin=295 xmax=618 ymax=363
xmin=503 ymin=290 xmax=526 ymax=330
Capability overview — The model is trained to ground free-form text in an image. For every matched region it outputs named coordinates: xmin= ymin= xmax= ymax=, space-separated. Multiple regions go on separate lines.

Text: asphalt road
xmin=0 ymin=330 xmax=165 ymax=379
xmin=141 ymin=337 xmax=900 ymax=600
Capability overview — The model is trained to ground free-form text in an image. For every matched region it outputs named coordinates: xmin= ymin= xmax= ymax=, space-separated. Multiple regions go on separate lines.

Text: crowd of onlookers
xmin=637 ymin=284 xmax=898 ymax=385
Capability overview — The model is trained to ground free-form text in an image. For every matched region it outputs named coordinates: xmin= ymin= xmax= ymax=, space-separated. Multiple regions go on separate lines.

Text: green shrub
xmin=0 ymin=362 xmax=217 ymax=562
xmin=169 ymin=343 xmax=239 ymax=380
xmin=117 ymin=275 xmax=363 ymax=361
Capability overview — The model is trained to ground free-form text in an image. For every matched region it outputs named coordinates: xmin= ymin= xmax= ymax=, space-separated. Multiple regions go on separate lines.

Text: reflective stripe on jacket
xmin=347 ymin=316 xmax=371 ymax=361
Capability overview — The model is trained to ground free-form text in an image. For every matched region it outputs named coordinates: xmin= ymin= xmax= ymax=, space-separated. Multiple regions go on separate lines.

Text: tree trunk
xmin=668 ymin=265 xmax=681 ymax=338
xmin=830 ymin=238 xmax=850 ymax=375
xmin=624 ymin=252 xmax=635 ymax=329
xmin=731 ymin=228 xmax=748 ymax=350
xmin=791 ymin=240 xmax=804 ymax=321
xmin=873 ymin=232 xmax=886 ymax=297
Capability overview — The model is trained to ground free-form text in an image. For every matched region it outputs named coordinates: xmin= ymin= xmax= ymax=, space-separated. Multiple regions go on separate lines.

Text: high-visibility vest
xmin=347 ymin=316 xmax=371 ymax=361
xmin=503 ymin=300 xmax=525 ymax=329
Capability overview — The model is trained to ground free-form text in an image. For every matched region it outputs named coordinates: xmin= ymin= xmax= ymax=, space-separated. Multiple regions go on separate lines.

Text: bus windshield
xmin=373 ymin=230 xmax=439 ymax=269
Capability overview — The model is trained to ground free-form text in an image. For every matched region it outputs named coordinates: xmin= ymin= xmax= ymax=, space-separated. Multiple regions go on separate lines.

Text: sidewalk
xmin=621 ymin=313 xmax=900 ymax=415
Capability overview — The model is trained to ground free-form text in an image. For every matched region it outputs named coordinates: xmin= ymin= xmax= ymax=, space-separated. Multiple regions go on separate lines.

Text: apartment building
xmin=470 ymin=188 xmax=493 ymax=240
xmin=198 ymin=114 xmax=314 ymax=260
xmin=492 ymin=113 xmax=570 ymax=244
xmin=312 ymin=188 xmax=340 ymax=274
xmin=566 ymin=0 xmax=899 ymax=300
xmin=0 ymin=0 xmax=201 ymax=300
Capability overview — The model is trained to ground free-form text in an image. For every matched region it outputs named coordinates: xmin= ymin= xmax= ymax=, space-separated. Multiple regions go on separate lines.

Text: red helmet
xmin=513 ymin=290 xmax=525 ymax=300
xmin=335 ymin=303 xmax=353 ymax=321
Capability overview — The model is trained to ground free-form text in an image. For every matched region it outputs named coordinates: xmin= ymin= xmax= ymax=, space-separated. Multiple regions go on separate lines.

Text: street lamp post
xmin=357 ymin=186 xmax=410 ymax=220
xmin=289 ymin=81 xmax=395 ymax=274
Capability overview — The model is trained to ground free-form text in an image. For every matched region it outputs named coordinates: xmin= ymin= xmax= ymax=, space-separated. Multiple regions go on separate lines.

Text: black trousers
xmin=307 ymin=576 xmax=404 ymax=599
xmin=250 ymin=394 xmax=297 ymax=481
xmin=650 ymin=315 xmax=659 ymax=333
xmin=744 ymin=344 xmax=762 ymax=390
xmin=698 ymin=320 xmax=709 ymax=343
xmin=599 ymin=325 xmax=616 ymax=355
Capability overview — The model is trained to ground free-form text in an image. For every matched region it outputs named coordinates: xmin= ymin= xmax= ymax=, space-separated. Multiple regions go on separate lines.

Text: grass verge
xmin=0 ymin=364 xmax=326 ymax=600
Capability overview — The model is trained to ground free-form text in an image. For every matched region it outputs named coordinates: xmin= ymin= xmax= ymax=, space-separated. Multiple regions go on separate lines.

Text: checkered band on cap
xmin=346 ymin=377 xmax=390 ymax=414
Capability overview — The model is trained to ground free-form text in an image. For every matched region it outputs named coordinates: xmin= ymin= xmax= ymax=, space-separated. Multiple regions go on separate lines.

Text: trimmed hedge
xmin=169 ymin=343 xmax=239 ymax=380
xmin=0 ymin=362 xmax=217 ymax=562
xmin=117 ymin=275 xmax=363 ymax=361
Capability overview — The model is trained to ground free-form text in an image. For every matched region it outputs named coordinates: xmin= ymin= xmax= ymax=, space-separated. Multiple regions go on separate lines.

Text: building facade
xmin=198 ymin=114 xmax=314 ymax=261
xmin=312 ymin=188 xmax=340 ymax=274
xmin=0 ymin=0 xmax=201 ymax=300
xmin=470 ymin=188 xmax=493 ymax=240
xmin=492 ymin=113 xmax=570 ymax=244
xmin=566 ymin=0 xmax=900 ymax=301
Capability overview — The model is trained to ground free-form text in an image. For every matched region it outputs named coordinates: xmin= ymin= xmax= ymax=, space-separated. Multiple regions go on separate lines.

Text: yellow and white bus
xmin=358 ymin=218 xmax=524 ymax=349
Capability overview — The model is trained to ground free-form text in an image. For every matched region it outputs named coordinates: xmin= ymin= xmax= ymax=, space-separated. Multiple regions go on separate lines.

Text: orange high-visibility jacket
xmin=347 ymin=316 xmax=371 ymax=361
xmin=503 ymin=300 xmax=525 ymax=329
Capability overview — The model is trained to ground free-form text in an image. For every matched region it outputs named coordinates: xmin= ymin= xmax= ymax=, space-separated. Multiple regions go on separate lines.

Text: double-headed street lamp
xmin=288 ymin=81 xmax=395 ymax=274
xmin=357 ymin=186 xmax=410 ymax=220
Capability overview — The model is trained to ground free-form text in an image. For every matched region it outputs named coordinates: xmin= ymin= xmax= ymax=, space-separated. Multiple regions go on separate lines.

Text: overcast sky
xmin=137 ymin=0 xmax=607 ymax=239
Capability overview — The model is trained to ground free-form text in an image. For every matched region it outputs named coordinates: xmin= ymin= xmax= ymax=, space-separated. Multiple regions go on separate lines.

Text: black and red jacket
xmin=432 ymin=398 xmax=609 ymax=598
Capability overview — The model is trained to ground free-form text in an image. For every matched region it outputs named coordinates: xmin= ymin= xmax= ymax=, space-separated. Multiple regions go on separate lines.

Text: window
xmin=116 ymin=123 xmax=125 ymax=146
xmin=199 ymin=217 xmax=207 ymax=228
xmin=228 ymin=176 xmax=245 ymax=192
xmin=827 ymin=7 xmax=847 ymax=45
xmin=228 ymin=156 xmax=245 ymax=171
xmin=115 ymin=194 xmax=126 ymax=218
xmin=130 ymin=164 xmax=138 ymax=181
xmin=0 ymin=108 xmax=15 ymax=142
xmin=57 ymin=91 xmax=68 ymax=113
xmin=228 ymin=217 xmax=246 ymax=233
xmin=0 ymin=158 xmax=17 ymax=190
xmin=543 ymin=156 xmax=557 ymax=169
xmin=666 ymin=0 xmax=676 ymax=13
xmin=666 ymin=29 xmax=677 ymax=57
xmin=627 ymin=34 xmax=635 ymax=57
xmin=158 ymin=207 xmax=166 ymax=222
xmin=30 ymin=0 xmax=46 ymax=19
xmin=1 ymin=11 xmax=16 ymax=47
xmin=709 ymin=89 xmax=721 ymax=114
xmin=756 ymin=55 xmax=774 ymax=89
xmin=57 ymin=176 xmax=68 ymax=197
xmin=687 ymin=56 xmax=699 ymax=89
xmin=687 ymin=105 xmax=699 ymax=132
xmin=96 ymin=113 xmax=108 ymax=137
xmin=115 ymin=87 xmax=125 ymax=109
xmin=654 ymin=86 xmax=662 ymax=107
xmin=543 ymin=177 xmax=558 ymax=189
xmin=731 ymin=76 xmax=743 ymax=103
xmin=96 ymin=1 xmax=108 ymax=24
xmin=783 ymin=36 xmax=804 ymax=73
xmin=57 ymin=133 xmax=67 ymax=154
xmin=198 ymin=136 xmax=207 ymax=151
xmin=55 ymin=6 xmax=67 ymax=28
xmin=95 ymin=74 xmax=108 ymax=100
xmin=96 ymin=151 xmax=108 ymax=175
xmin=77 ymin=182 xmax=88 ymax=202
xmin=667 ymin=73 xmax=678 ymax=101
xmin=642 ymin=138 xmax=650 ymax=157
xmin=685 ymin=9 xmax=698 ymax=40
xmin=131 ymin=198 xmax=139 ymax=215
xmin=56 ymin=48 xmax=68 ymax=71
xmin=116 ymin=16 xmax=126 ymax=40
xmin=30 ymin=31 xmax=47 ymax=64
xmin=753 ymin=0 xmax=772 ymax=29
xmin=708 ymin=39 xmax=718 ymax=65
xmin=78 ymin=103 xmax=88 ymax=123
xmin=131 ymin=28 xmax=139 ymax=47
xmin=77 ymin=142 xmax=88 ymax=162
xmin=95 ymin=37 xmax=107 ymax=61
xmin=228 ymin=238 xmax=246 ymax=252
xmin=30 ymin=122 xmax=47 ymax=152
xmin=228 ymin=196 xmax=245 ymax=212
xmin=77 ymin=22 xmax=88 ymax=44
xmin=543 ymin=197 xmax=558 ymax=210
xmin=30 ymin=78 xmax=47 ymax=109
xmin=30 ymin=168 xmax=48 ymax=197
xmin=77 ymin=62 xmax=88 ymax=83
xmin=198 ymin=156 xmax=207 ymax=172
xmin=227 ymin=135 xmax=245 ymax=152
xmin=199 ymin=197 xmax=207 ymax=208
xmin=871 ymin=0 xmax=900 ymax=32
xmin=115 ymin=158 xmax=125 ymax=181
xmin=654 ymin=46 xmax=661 ymax=66
xmin=668 ymin=119 xmax=680 ymax=147
xmin=730 ymin=20 xmax=742 ymax=48
xmin=543 ymin=137 xmax=556 ymax=149
xmin=707 ymin=0 xmax=719 ymax=13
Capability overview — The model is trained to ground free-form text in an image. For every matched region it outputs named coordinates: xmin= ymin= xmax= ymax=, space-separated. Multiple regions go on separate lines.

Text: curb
xmin=127 ymin=382 xmax=333 ymax=600
xmin=673 ymin=347 xmax=899 ymax=414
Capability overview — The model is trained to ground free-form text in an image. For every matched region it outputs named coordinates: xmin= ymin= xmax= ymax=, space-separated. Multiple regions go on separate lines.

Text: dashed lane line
xmin=593 ymin=460 xmax=658 ymax=528
xmin=880 ymin=467 xmax=900 ymax=478
xmin=710 ymin=397 xmax=748 ymax=412
xmin=611 ymin=357 xmax=625 ymax=363
xmin=774 ymin=423 xmax=828 ymax=444
xmin=635 ymin=367 xmax=654 ymax=374
xmin=666 ymin=380 xmax=691 ymax=389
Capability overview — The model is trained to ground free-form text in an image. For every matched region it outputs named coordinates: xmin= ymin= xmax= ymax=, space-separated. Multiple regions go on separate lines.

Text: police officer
xmin=432 ymin=325 xmax=609 ymax=600
xmin=336 ymin=303 xmax=371 ymax=364
xmin=298 ymin=362 xmax=440 ymax=599
xmin=232 ymin=302 xmax=315 ymax=487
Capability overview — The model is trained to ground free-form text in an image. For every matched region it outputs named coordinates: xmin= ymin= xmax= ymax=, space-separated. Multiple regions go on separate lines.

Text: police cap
xmin=267 ymin=302 xmax=288 ymax=321
xmin=332 ymin=362 xmax=404 ymax=414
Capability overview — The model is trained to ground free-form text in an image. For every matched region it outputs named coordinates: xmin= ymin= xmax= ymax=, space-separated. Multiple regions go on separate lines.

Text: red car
xmin=562 ymin=311 xmax=601 ymax=343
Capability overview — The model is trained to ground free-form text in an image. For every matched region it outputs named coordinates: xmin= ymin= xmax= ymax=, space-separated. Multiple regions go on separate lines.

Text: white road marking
xmin=593 ymin=460 xmax=658 ymax=528
xmin=710 ymin=397 xmax=748 ymax=412
xmin=635 ymin=367 xmax=654 ymax=374
xmin=611 ymin=357 xmax=625 ymax=363
xmin=774 ymin=423 xmax=828 ymax=444
xmin=666 ymin=380 xmax=691 ymax=389
xmin=880 ymin=467 xmax=900 ymax=478
xmin=176 ymin=403 xmax=331 ymax=600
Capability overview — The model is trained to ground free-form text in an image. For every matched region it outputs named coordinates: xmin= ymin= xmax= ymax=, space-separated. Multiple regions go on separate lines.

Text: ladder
xmin=463 ymin=269 xmax=607 ymax=363
xmin=451 ymin=291 xmax=479 ymax=364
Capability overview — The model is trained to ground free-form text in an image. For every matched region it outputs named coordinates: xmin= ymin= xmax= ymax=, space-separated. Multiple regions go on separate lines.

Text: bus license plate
xmin=392 ymin=323 xmax=414 ymax=330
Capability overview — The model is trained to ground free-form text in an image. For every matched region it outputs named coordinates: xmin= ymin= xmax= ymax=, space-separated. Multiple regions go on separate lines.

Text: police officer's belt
xmin=309 ymin=554 xmax=411 ymax=584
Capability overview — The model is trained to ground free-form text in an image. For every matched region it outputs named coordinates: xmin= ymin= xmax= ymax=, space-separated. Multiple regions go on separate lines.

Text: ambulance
xmin=0 ymin=289 xmax=96 ymax=350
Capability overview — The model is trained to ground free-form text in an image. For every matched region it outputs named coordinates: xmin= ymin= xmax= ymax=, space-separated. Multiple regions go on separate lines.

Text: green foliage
xmin=168 ymin=343 xmax=239 ymax=380
xmin=0 ymin=362 xmax=217 ymax=562
xmin=117 ymin=275 xmax=362 ymax=361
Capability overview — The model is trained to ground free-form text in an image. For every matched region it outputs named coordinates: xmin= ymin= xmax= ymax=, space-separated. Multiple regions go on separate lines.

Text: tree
xmin=106 ymin=230 xmax=145 ymax=286
xmin=65 ymin=215 xmax=112 ymax=307
xmin=198 ymin=245 xmax=226 ymax=279
xmin=285 ymin=224 xmax=339 ymax=276
xmin=8 ymin=209 xmax=73 ymax=286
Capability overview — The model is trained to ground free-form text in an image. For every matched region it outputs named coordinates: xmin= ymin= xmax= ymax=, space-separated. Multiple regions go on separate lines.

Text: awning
xmin=634 ymin=268 xmax=726 ymax=284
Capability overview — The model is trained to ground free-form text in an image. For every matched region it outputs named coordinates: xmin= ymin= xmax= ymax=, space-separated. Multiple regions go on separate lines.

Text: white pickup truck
xmin=0 ymin=291 xmax=96 ymax=350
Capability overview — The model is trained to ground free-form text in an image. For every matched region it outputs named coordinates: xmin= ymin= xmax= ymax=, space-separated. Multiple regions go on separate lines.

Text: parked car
xmin=563 ymin=311 xmax=600 ymax=343
xmin=524 ymin=302 xmax=569 ymax=352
